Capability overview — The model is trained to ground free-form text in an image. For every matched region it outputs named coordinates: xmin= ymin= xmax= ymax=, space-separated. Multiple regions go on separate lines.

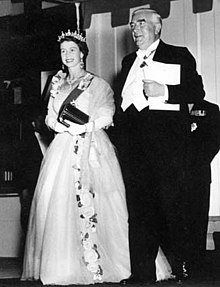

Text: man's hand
xmin=143 ymin=80 xmax=165 ymax=98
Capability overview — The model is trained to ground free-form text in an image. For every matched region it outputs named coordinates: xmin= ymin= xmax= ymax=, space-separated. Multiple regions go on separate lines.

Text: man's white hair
xmin=132 ymin=8 xmax=162 ymax=26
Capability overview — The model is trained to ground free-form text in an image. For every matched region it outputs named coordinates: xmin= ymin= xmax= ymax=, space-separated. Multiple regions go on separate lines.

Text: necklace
xmin=67 ymin=72 xmax=87 ymax=86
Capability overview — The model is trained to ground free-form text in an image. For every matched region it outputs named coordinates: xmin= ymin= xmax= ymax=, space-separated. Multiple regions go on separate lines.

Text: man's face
xmin=130 ymin=10 xmax=159 ymax=50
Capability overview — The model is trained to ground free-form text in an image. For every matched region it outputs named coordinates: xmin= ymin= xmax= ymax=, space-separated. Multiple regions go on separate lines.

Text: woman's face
xmin=60 ymin=40 xmax=83 ymax=68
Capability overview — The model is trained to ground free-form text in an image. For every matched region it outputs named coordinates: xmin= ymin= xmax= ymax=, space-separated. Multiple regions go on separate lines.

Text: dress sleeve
xmin=89 ymin=77 xmax=115 ymax=122
xmin=45 ymin=70 xmax=67 ymax=131
xmin=45 ymin=95 xmax=58 ymax=131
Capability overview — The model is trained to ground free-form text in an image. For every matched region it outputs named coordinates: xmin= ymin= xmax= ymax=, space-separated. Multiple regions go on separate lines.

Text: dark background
xmin=0 ymin=2 xmax=79 ymax=193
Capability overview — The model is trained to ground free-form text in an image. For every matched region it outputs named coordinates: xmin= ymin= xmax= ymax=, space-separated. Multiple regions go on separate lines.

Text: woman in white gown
xmin=21 ymin=30 xmax=131 ymax=285
xmin=21 ymin=30 xmax=172 ymax=285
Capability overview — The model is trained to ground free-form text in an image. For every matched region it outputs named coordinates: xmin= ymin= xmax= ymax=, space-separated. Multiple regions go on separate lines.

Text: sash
xmin=59 ymin=87 xmax=83 ymax=115
xmin=57 ymin=86 xmax=83 ymax=119
xmin=58 ymin=73 xmax=94 ymax=117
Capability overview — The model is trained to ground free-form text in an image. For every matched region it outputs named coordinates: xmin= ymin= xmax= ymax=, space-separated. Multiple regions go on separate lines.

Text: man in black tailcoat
xmin=186 ymin=100 xmax=220 ymax=277
xmin=113 ymin=8 xmax=206 ymax=284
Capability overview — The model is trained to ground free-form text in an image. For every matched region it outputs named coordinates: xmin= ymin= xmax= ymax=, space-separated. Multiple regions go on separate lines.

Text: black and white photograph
xmin=0 ymin=1 xmax=220 ymax=287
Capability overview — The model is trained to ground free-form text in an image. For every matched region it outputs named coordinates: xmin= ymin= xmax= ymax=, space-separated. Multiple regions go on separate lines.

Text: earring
xmin=62 ymin=64 xmax=65 ymax=71
xmin=80 ymin=58 xmax=84 ymax=69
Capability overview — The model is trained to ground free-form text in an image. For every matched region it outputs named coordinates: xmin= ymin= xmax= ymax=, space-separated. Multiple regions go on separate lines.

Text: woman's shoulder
xmin=51 ymin=70 xmax=67 ymax=82
xmin=89 ymin=73 xmax=112 ymax=90
xmin=50 ymin=70 xmax=67 ymax=98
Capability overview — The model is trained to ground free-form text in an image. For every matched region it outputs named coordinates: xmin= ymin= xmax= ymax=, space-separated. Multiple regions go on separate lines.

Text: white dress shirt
xmin=121 ymin=39 xmax=169 ymax=112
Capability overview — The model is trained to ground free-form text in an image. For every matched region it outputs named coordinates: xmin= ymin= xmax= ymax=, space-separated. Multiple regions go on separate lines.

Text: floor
xmin=0 ymin=257 xmax=22 ymax=279
xmin=0 ymin=251 xmax=220 ymax=286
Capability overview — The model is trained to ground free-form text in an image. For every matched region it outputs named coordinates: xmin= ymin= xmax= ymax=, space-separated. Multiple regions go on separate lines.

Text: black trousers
xmin=123 ymin=152 xmax=190 ymax=280
xmin=115 ymin=105 xmax=191 ymax=280
xmin=185 ymin=167 xmax=211 ymax=269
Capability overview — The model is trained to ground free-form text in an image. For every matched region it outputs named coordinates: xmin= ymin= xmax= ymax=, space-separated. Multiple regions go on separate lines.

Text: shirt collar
xmin=136 ymin=39 xmax=160 ymax=59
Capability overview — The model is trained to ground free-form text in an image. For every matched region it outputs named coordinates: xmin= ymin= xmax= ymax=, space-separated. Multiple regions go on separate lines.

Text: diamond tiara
xmin=57 ymin=29 xmax=86 ymax=43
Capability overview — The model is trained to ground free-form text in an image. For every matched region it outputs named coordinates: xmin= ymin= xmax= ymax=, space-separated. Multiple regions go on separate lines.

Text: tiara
xmin=57 ymin=29 xmax=86 ymax=43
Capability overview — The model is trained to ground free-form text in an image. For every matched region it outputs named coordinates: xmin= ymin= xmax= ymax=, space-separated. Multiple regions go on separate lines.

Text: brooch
xmin=191 ymin=122 xmax=198 ymax=132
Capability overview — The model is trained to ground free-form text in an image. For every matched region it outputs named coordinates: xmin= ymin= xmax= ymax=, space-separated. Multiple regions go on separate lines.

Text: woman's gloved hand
xmin=54 ymin=122 xmax=68 ymax=133
xmin=65 ymin=120 xmax=86 ymax=135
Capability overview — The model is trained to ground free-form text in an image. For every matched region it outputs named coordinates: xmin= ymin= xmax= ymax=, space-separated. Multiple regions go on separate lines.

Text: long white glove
xmin=50 ymin=115 xmax=112 ymax=136
xmin=65 ymin=120 xmax=86 ymax=136
xmin=45 ymin=115 xmax=68 ymax=134
xmin=65 ymin=116 xmax=112 ymax=135
xmin=54 ymin=122 xmax=68 ymax=133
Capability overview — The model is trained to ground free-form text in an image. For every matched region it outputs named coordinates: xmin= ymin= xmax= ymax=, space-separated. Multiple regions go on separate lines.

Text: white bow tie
xmin=136 ymin=49 xmax=156 ymax=60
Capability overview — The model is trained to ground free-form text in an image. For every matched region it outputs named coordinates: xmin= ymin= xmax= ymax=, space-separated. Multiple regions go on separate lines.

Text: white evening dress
xmin=21 ymin=71 xmax=131 ymax=285
xmin=21 ymin=71 xmax=172 ymax=285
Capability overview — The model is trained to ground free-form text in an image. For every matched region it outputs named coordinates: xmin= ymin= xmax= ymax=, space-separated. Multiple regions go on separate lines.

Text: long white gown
xmin=21 ymin=71 xmax=172 ymax=285
xmin=21 ymin=72 xmax=131 ymax=285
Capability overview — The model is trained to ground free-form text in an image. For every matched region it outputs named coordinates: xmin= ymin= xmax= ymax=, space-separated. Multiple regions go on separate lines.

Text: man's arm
xmin=190 ymin=103 xmax=220 ymax=165
xmin=167 ymin=47 xmax=205 ymax=104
